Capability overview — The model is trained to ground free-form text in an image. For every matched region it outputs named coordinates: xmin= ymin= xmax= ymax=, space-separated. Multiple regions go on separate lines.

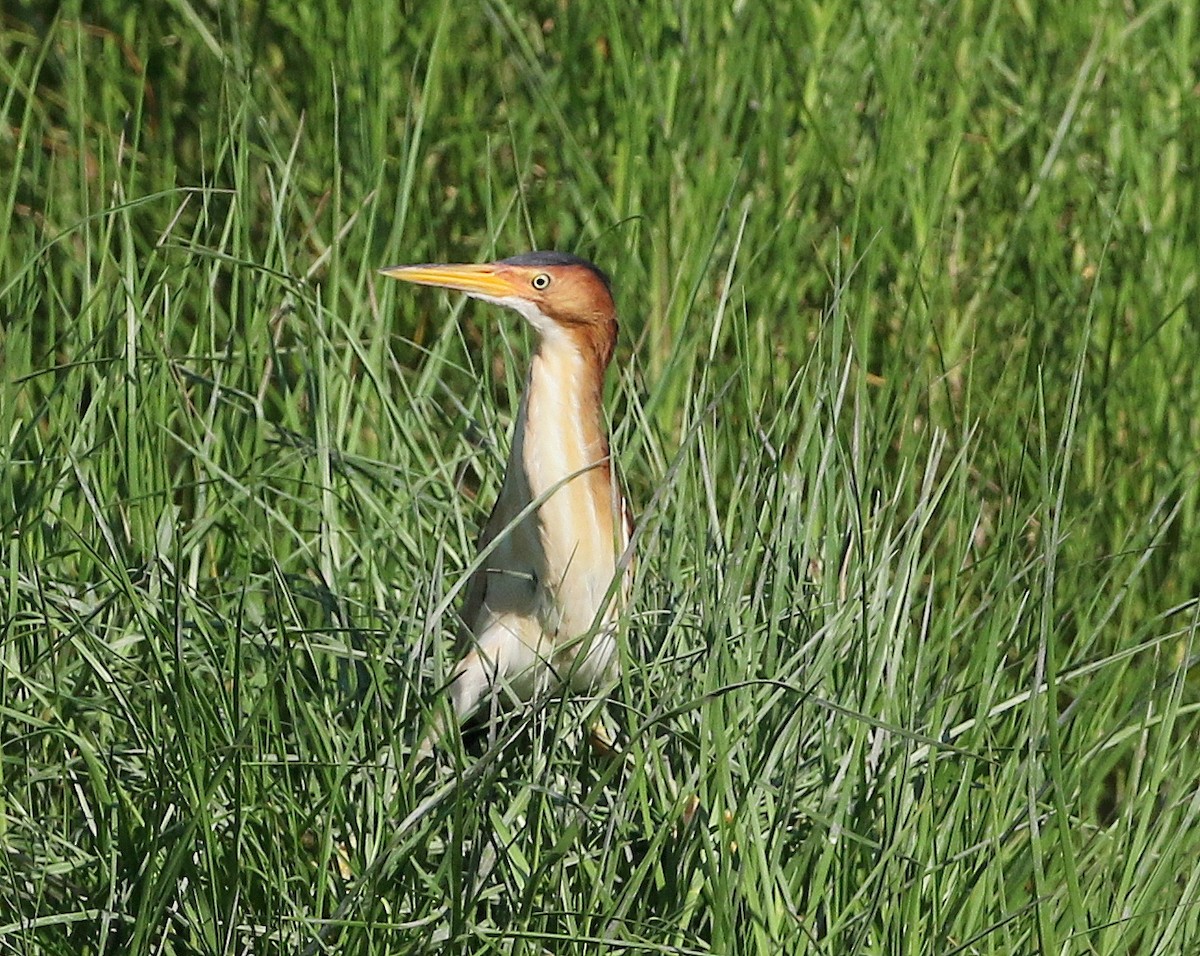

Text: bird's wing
xmin=456 ymin=466 xmax=529 ymax=650
xmin=457 ymin=500 xmax=500 ymax=648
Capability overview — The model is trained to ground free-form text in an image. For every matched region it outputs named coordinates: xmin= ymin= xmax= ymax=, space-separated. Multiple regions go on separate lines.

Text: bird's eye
xmin=531 ymin=273 xmax=552 ymax=290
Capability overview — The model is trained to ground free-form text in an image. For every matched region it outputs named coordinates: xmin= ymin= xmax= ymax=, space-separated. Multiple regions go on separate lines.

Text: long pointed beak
xmin=379 ymin=262 xmax=517 ymax=298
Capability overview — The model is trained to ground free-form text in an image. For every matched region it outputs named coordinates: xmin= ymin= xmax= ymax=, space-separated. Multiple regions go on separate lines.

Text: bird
xmin=380 ymin=251 xmax=633 ymax=758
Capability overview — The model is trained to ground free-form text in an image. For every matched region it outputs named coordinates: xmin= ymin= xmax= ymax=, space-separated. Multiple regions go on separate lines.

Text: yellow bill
xmin=379 ymin=262 xmax=522 ymax=298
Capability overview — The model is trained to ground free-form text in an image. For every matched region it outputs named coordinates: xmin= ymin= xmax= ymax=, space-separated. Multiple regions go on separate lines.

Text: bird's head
xmin=381 ymin=251 xmax=618 ymax=369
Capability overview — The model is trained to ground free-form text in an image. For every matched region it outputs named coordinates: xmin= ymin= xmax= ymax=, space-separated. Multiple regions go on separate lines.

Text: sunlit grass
xmin=3 ymin=1 xmax=1199 ymax=953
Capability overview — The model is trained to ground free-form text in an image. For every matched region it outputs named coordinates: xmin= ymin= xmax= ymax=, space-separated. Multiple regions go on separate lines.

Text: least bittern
xmin=381 ymin=252 xmax=632 ymax=757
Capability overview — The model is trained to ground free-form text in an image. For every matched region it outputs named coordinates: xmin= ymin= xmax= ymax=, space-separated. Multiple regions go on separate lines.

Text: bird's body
xmin=381 ymin=253 xmax=632 ymax=754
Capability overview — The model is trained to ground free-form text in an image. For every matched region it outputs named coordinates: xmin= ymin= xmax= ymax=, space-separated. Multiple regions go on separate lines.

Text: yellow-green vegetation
xmin=3 ymin=2 xmax=1198 ymax=953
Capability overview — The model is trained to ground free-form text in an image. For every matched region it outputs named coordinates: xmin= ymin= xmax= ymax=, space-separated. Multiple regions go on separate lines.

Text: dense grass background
xmin=3 ymin=1 xmax=1199 ymax=952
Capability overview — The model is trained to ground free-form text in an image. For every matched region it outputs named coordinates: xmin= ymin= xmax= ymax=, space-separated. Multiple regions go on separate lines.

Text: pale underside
xmin=440 ymin=322 xmax=633 ymax=737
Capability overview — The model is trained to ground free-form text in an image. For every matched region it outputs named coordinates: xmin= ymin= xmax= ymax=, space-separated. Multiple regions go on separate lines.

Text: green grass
xmin=3 ymin=0 xmax=1199 ymax=952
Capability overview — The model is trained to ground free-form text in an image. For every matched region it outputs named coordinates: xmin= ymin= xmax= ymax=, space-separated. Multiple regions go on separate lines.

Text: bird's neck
xmin=514 ymin=336 xmax=611 ymax=509
xmin=510 ymin=335 xmax=619 ymax=595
